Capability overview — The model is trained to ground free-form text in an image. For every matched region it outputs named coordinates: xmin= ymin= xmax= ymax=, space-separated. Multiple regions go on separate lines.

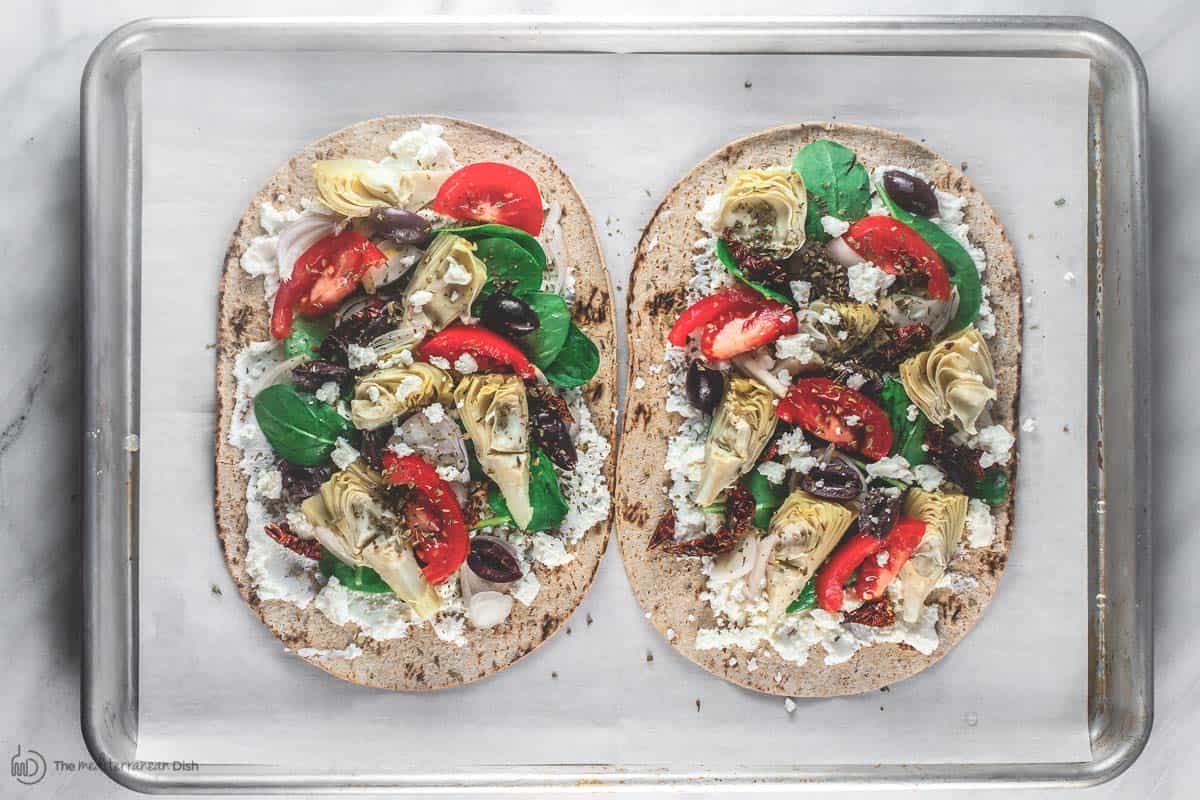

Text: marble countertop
xmin=0 ymin=1 xmax=1187 ymax=797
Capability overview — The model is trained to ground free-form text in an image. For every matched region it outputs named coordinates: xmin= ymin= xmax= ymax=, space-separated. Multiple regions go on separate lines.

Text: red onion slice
xmin=709 ymin=534 xmax=758 ymax=584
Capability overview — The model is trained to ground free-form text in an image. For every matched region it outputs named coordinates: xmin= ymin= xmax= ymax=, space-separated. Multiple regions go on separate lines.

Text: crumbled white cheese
xmin=255 ymin=468 xmax=283 ymax=500
xmin=1063 ymin=271 xmax=1077 ymax=283
xmin=875 ymin=551 xmax=890 ymax=567
xmin=846 ymin=372 xmax=867 ymax=390
xmin=784 ymin=698 xmax=797 ymax=714
xmin=757 ymin=461 xmax=788 ymax=484
xmin=454 ymin=353 xmax=478 ymax=374
xmin=436 ymin=464 xmax=465 ymax=483
xmin=866 ymin=455 xmax=915 ymax=483
xmin=428 ymin=356 xmax=451 ymax=370
xmin=330 ymin=437 xmax=360 ymax=470
xmin=510 ymin=571 xmax=541 ymax=606
xmin=408 ymin=289 xmax=434 ymax=309
xmin=315 ymin=381 xmax=340 ymax=405
xmin=346 ymin=344 xmax=378 ymax=370
xmin=912 ymin=463 xmax=945 ymax=492
xmin=965 ymin=499 xmax=996 ymax=547
xmin=558 ymin=389 xmax=613 ymax=543
xmin=1021 ymin=417 xmax=1038 ymax=432
xmin=967 ymin=424 xmax=1016 ymax=469
xmin=844 ymin=414 xmax=861 ymax=427
xmin=695 ymin=193 xmax=724 ymax=235
xmin=775 ymin=429 xmax=818 ymax=474
xmin=387 ymin=123 xmax=456 ymax=171
xmin=315 ymin=578 xmax=415 ymax=640
xmin=633 ymin=377 xmax=646 ymax=390
xmin=442 ymin=258 xmax=472 ymax=286
xmin=847 ymin=262 xmax=896 ymax=305
xmin=388 ymin=440 xmax=414 ymax=458
xmin=820 ymin=215 xmax=849 ymax=238
xmin=906 ymin=404 xmax=920 ymax=423
xmin=530 ymin=532 xmax=575 ymax=567
xmin=789 ymin=280 xmax=812 ymax=306
xmin=817 ymin=305 xmax=842 ymax=326
xmin=423 ymin=402 xmax=446 ymax=424
xmin=775 ymin=332 xmax=820 ymax=365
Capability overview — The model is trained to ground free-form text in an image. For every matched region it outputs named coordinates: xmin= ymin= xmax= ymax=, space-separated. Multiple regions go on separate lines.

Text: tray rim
xmin=80 ymin=14 xmax=1150 ymax=793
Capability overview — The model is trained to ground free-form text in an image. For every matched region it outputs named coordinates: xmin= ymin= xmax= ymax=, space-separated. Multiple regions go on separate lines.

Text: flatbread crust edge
xmin=214 ymin=116 xmax=616 ymax=691
xmin=615 ymin=122 xmax=1020 ymax=698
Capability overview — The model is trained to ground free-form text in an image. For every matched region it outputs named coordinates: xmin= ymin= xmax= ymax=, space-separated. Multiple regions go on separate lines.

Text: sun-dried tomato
xmin=528 ymin=385 xmax=577 ymax=470
xmin=724 ymin=238 xmax=790 ymax=287
xmin=263 ymin=521 xmax=322 ymax=560
xmin=648 ymin=511 xmax=676 ymax=551
xmin=279 ymin=462 xmax=331 ymax=503
xmin=464 ymin=482 xmax=491 ymax=527
xmin=660 ymin=527 xmax=740 ymax=557
xmin=924 ymin=424 xmax=985 ymax=488
xmin=861 ymin=323 xmax=933 ymax=371
xmin=725 ymin=486 xmax=756 ymax=535
xmin=843 ymin=598 xmax=896 ymax=627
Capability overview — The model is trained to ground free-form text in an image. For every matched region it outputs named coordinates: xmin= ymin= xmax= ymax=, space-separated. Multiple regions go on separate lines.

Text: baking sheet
xmin=137 ymin=50 xmax=1091 ymax=767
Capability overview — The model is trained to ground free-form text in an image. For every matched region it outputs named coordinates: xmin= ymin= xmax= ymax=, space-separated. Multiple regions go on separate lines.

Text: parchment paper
xmin=138 ymin=50 xmax=1091 ymax=768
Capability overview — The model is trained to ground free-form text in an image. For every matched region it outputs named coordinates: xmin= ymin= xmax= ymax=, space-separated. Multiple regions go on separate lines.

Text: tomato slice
xmin=270 ymin=236 xmax=339 ymax=339
xmin=700 ymin=305 xmax=798 ymax=361
xmin=431 ymin=163 xmax=544 ymax=236
xmin=777 ymin=377 xmax=894 ymax=461
xmin=417 ymin=324 xmax=536 ymax=379
xmin=843 ymin=216 xmax=951 ymax=300
xmin=296 ymin=231 xmax=387 ymax=317
xmin=854 ymin=517 xmax=928 ymax=601
xmin=667 ymin=285 xmax=764 ymax=347
xmin=382 ymin=453 xmax=469 ymax=585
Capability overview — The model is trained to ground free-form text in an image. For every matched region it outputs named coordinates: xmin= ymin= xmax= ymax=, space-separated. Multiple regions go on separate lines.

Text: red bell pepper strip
xmin=418 ymin=324 xmax=536 ymax=379
xmin=382 ymin=452 xmax=469 ymax=585
xmin=854 ymin=517 xmax=928 ymax=601
xmin=815 ymin=532 xmax=884 ymax=613
xmin=843 ymin=216 xmax=951 ymax=301
xmin=667 ymin=285 xmax=765 ymax=347
xmin=269 ymin=230 xmax=386 ymax=339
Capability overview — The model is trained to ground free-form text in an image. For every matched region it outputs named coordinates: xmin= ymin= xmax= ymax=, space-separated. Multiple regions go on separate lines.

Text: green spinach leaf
xmin=436 ymin=223 xmax=547 ymax=271
xmin=516 ymin=291 xmax=571 ymax=367
xmin=473 ymin=237 xmax=543 ymax=304
xmin=542 ymin=323 xmax=600 ymax=388
xmin=880 ymin=378 xmax=928 ymax=466
xmin=319 ymin=551 xmax=392 ymax=594
xmin=486 ymin=446 xmax=569 ymax=532
xmin=715 ymin=238 xmax=795 ymax=306
xmin=972 ymin=467 xmax=1009 ymax=506
xmin=253 ymin=383 xmax=353 ymax=466
xmin=792 ymin=139 xmax=871 ymax=241
xmin=283 ymin=316 xmax=330 ymax=359
xmin=787 ymin=580 xmax=817 ymax=614
xmin=876 ymin=180 xmax=982 ymax=332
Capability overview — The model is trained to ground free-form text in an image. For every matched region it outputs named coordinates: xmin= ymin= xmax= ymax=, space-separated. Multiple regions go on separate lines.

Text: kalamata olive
xmin=279 ymin=462 xmax=332 ymax=503
xmin=291 ymin=360 xmax=354 ymax=394
xmin=882 ymin=169 xmax=939 ymax=218
xmin=858 ymin=487 xmax=902 ymax=538
xmin=686 ymin=361 xmax=725 ymax=415
xmin=528 ymin=386 xmax=577 ymax=470
xmin=468 ymin=536 xmax=524 ymax=583
xmin=368 ymin=206 xmax=432 ymax=246
xmin=799 ymin=458 xmax=864 ymax=501
xmin=479 ymin=292 xmax=540 ymax=338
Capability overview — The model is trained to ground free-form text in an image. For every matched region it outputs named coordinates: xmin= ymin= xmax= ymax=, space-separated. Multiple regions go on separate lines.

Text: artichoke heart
xmin=359 ymin=160 xmax=451 ymax=210
xmin=694 ymin=378 xmax=777 ymax=507
xmin=454 ymin=374 xmax=533 ymax=529
xmin=350 ymin=363 xmax=453 ymax=431
xmin=368 ymin=323 xmax=425 ymax=364
xmin=715 ymin=168 xmax=807 ymax=258
xmin=765 ymin=490 xmax=856 ymax=622
xmin=897 ymin=488 xmax=969 ymax=623
xmin=300 ymin=462 xmax=442 ymax=619
xmin=899 ymin=327 xmax=996 ymax=434
xmin=807 ymin=301 xmax=880 ymax=357
xmin=401 ymin=233 xmax=487 ymax=333
xmin=314 ymin=158 xmax=451 ymax=218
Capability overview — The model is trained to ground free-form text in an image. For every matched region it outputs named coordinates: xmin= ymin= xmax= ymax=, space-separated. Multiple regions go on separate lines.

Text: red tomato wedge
xmin=777 ymin=377 xmax=893 ymax=461
xmin=667 ymin=285 xmax=764 ymax=347
xmin=815 ymin=532 xmax=884 ymax=613
xmin=843 ymin=216 xmax=951 ymax=300
xmin=854 ymin=517 xmax=928 ymax=602
xmin=417 ymin=325 xmax=536 ymax=380
xmin=700 ymin=305 xmax=798 ymax=361
xmin=382 ymin=453 xmax=469 ymax=585
xmin=431 ymin=163 xmax=544 ymax=236
xmin=270 ymin=230 xmax=385 ymax=338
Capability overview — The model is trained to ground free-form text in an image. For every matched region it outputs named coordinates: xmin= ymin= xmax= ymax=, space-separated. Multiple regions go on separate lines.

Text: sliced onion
xmin=709 ymin=534 xmax=758 ymax=584
xmin=732 ymin=351 xmax=790 ymax=397
xmin=276 ymin=212 xmax=337 ymax=282
xmin=467 ymin=591 xmax=514 ymax=629
xmin=247 ymin=354 xmax=311 ymax=397
xmin=825 ymin=237 xmax=863 ymax=268
xmin=394 ymin=413 xmax=468 ymax=475
xmin=834 ymin=452 xmax=867 ymax=488
xmin=745 ymin=533 xmax=779 ymax=601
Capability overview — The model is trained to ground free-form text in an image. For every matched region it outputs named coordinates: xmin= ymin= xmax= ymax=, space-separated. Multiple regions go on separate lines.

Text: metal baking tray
xmin=82 ymin=16 xmax=1150 ymax=792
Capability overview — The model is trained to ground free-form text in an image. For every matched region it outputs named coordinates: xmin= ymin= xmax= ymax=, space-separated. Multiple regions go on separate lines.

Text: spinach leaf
xmin=542 ymin=323 xmax=600 ymax=388
xmin=715 ymin=238 xmax=795 ymax=306
xmin=486 ymin=446 xmax=568 ymax=532
xmin=283 ymin=316 xmax=330 ymax=359
xmin=319 ymin=551 xmax=392 ymax=594
xmin=515 ymin=291 xmax=571 ymax=367
xmin=436 ymin=223 xmax=547 ymax=271
xmin=253 ymin=383 xmax=353 ymax=466
xmin=742 ymin=466 xmax=786 ymax=529
xmin=972 ymin=467 xmax=1009 ymax=506
xmin=792 ymin=139 xmax=871 ymax=241
xmin=880 ymin=378 xmax=928 ymax=466
xmin=473 ymin=237 xmax=543 ymax=303
xmin=876 ymin=180 xmax=982 ymax=332
xmin=787 ymin=580 xmax=817 ymax=614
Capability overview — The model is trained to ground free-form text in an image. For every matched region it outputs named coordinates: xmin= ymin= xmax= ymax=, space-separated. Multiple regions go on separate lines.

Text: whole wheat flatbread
xmin=214 ymin=116 xmax=615 ymax=691
xmin=616 ymin=123 xmax=1020 ymax=697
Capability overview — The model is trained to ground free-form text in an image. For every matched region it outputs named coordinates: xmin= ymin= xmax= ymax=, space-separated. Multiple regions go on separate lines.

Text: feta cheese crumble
xmin=330 ymin=437 xmax=360 ymax=469
xmin=346 ymin=344 xmax=378 ymax=370
xmin=965 ymin=499 xmax=996 ymax=547
xmin=847 ymin=262 xmax=896 ymax=305
xmin=820 ymin=215 xmax=850 ymax=238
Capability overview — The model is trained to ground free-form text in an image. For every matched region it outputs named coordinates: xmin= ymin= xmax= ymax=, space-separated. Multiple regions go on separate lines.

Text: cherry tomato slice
xmin=777 ymin=377 xmax=894 ymax=461
xmin=700 ymin=305 xmax=798 ymax=361
xmin=667 ymin=285 xmax=765 ymax=347
xmin=431 ymin=163 xmax=544 ymax=236
xmin=843 ymin=216 xmax=951 ymax=300
xmin=296 ymin=231 xmax=387 ymax=317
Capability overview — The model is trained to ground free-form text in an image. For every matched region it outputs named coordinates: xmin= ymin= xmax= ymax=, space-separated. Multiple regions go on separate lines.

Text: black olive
xmin=686 ymin=361 xmax=725 ymax=415
xmin=882 ymin=169 xmax=939 ymax=218
xmin=799 ymin=458 xmax=864 ymax=501
xmin=368 ymin=206 xmax=432 ymax=246
xmin=279 ymin=462 xmax=332 ymax=503
xmin=858 ymin=487 xmax=902 ymax=538
xmin=479 ymin=293 xmax=540 ymax=338
xmin=468 ymin=537 xmax=524 ymax=583
xmin=292 ymin=360 xmax=354 ymax=394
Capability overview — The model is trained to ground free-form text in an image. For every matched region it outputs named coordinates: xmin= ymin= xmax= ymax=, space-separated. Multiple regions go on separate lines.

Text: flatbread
xmin=616 ymin=123 xmax=1020 ymax=697
xmin=214 ymin=116 xmax=616 ymax=691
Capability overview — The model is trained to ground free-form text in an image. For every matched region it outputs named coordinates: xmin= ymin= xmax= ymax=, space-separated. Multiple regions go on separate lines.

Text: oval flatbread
xmin=215 ymin=116 xmax=616 ymax=690
xmin=617 ymin=122 xmax=1019 ymax=697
